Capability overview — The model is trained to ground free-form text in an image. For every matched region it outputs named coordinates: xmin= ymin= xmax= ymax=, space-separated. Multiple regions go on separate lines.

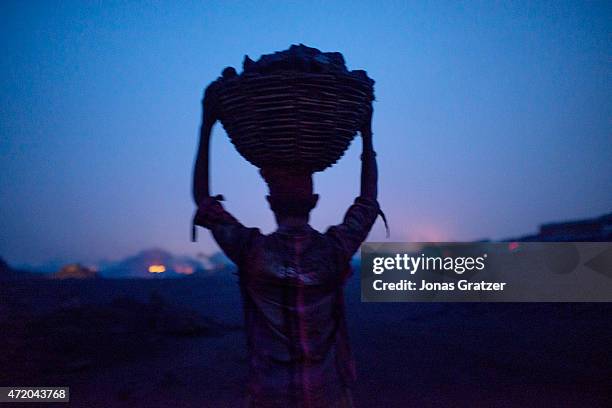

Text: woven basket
xmin=209 ymin=71 xmax=374 ymax=172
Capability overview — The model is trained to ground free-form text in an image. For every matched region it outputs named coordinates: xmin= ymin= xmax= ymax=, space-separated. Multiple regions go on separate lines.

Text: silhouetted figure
xmin=194 ymin=108 xmax=379 ymax=407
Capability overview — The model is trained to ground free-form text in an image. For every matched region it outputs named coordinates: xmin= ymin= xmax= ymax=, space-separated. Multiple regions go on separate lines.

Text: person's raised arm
xmin=192 ymin=97 xmax=215 ymax=204
xmin=192 ymin=87 xmax=242 ymax=242
xmin=360 ymin=106 xmax=378 ymax=200
xmin=324 ymin=105 xmax=381 ymax=267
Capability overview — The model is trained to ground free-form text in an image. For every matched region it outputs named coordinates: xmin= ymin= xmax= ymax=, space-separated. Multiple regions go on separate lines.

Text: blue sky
xmin=1 ymin=1 xmax=611 ymax=265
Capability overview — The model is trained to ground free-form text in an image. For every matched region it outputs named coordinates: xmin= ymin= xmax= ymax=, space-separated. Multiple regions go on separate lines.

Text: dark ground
xmin=1 ymin=276 xmax=611 ymax=407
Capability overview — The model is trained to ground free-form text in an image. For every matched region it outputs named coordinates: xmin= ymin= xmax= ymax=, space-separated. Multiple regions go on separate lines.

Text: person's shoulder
xmin=245 ymin=226 xmax=263 ymax=240
xmin=320 ymin=225 xmax=345 ymax=246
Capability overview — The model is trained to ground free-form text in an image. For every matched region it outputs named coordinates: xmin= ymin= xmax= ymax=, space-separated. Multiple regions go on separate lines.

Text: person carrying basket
xmin=193 ymin=45 xmax=382 ymax=408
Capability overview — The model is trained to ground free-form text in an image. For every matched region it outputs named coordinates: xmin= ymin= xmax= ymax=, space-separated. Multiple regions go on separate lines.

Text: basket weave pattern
xmin=213 ymin=71 xmax=373 ymax=172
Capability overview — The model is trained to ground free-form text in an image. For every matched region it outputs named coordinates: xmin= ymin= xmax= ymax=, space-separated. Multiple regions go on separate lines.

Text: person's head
xmin=260 ymin=167 xmax=319 ymax=227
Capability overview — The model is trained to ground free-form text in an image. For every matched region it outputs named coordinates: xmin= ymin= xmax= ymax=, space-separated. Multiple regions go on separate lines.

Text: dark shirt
xmin=197 ymin=196 xmax=379 ymax=407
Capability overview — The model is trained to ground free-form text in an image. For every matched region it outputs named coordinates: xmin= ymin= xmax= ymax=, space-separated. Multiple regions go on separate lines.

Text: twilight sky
xmin=1 ymin=1 xmax=611 ymax=266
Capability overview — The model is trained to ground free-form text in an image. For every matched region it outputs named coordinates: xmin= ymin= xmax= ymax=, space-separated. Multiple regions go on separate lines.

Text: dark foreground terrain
xmin=1 ymin=276 xmax=611 ymax=407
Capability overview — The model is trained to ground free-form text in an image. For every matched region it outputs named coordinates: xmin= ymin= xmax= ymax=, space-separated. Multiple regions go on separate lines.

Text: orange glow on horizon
xmin=148 ymin=264 xmax=166 ymax=273
xmin=175 ymin=264 xmax=194 ymax=275
xmin=508 ymin=242 xmax=520 ymax=251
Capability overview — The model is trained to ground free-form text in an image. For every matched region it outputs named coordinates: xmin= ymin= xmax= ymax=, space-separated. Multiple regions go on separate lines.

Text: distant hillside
xmin=7 ymin=211 xmax=608 ymax=281
xmin=101 ymin=249 xmax=206 ymax=279
xmin=53 ymin=264 xmax=100 ymax=280
xmin=506 ymin=212 xmax=612 ymax=242
xmin=0 ymin=257 xmax=43 ymax=280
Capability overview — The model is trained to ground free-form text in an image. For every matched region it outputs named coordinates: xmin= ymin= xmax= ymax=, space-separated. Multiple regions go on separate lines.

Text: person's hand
xmin=202 ymin=82 xmax=220 ymax=124
xmin=360 ymin=104 xmax=374 ymax=154
xmin=360 ymin=104 xmax=373 ymax=141
xmin=202 ymin=98 xmax=216 ymax=125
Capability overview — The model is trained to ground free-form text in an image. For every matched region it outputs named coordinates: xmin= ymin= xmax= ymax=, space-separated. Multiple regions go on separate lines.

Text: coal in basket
xmin=193 ymin=44 xmax=375 ymax=205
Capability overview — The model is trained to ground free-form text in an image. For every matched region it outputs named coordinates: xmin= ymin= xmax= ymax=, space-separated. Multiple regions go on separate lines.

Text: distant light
xmin=508 ymin=242 xmax=520 ymax=251
xmin=149 ymin=264 xmax=166 ymax=273
xmin=175 ymin=265 xmax=194 ymax=275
